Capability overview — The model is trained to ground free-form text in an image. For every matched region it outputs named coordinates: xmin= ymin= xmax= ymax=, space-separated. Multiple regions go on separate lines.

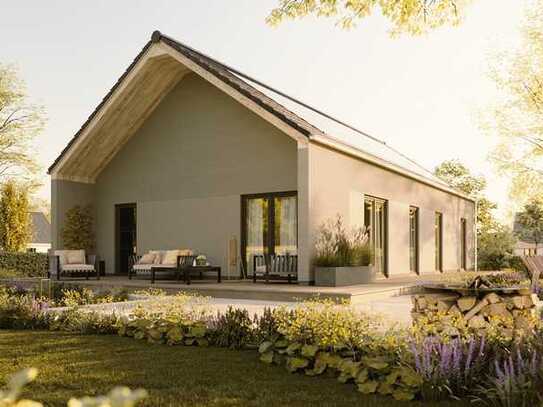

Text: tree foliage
xmin=0 ymin=64 xmax=44 ymax=183
xmin=0 ymin=180 xmax=31 ymax=252
xmin=61 ymin=205 xmax=95 ymax=251
xmin=434 ymin=159 xmax=497 ymax=233
xmin=516 ymin=198 xmax=543 ymax=251
xmin=483 ymin=1 xmax=543 ymax=205
xmin=267 ymin=0 xmax=473 ymax=35
xmin=477 ymin=223 xmax=517 ymax=271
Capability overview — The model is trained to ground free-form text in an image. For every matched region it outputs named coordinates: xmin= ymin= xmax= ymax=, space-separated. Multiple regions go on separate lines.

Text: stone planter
xmin=314 ymin=266 xmax=375 ymax=287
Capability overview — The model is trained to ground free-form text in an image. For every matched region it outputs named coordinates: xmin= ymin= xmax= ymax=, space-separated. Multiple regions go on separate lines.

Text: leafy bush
xmin=210 ymin=307 xmax=254 ymax=349
xmin=313 ymin=215 xmax=371 ymax=267
xmin=0 ymin=252 xmax=48 ymax=277
xmin=478 ymin=225 xmax=518 ymax=271
xmin=62 ymin=205 xmax=95 ymax=251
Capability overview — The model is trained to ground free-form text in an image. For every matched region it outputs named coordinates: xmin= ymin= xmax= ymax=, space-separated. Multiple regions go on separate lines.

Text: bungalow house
xmin=49 ymin=31 xmax=476 ymax=284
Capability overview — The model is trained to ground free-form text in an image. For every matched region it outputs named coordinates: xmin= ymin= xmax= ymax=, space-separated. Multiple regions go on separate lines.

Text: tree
xmin=61 ymin=205 xmax=95 ymax=251
xmin=477 ymin=223 xmax=517 ymax=271
xmin=434 ymin=159 xmax=497 ymax=233
xmin=267 ymin=0 xmax=474 ymax=36
xmin=0 ymin=180 xmax=31 ymax=252
xmin=516 ymin=198 xmax=543 ymax=254
xmin=483 ymin=1 xmax=543 ymax=205
xmin=0 ymin=64 xmax=44 ymax=183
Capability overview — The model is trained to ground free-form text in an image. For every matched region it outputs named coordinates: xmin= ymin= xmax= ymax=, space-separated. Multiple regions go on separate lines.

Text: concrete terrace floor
xmin=42 ymin=273 xmax=442 ymax=326
xmin=50 ymin=273 xmax=442 ymax=304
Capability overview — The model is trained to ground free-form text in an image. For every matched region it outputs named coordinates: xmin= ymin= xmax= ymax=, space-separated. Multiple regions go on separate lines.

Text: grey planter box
xmin=314 ymin=266 xmax=375 ymax=287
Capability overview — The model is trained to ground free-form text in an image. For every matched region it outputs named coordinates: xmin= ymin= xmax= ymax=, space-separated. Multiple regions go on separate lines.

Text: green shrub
xmin=0 ymin=252 xmax=48 ymax=277
xmin=211 ymin=307 xmax=254 ymax=349
xmin=313 ymin=215 xmax=371 ymax=267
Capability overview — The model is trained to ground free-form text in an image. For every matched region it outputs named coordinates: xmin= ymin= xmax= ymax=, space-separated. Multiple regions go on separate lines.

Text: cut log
xmin=437 ymin=300 xmax=455 ymax=312
xmin=482 ymin=303 xmax=512 ymax=319
xmin=448 ymin=305 xmax=462 ymax=315
xmin=511 ymin=296 xmax=526 ymax=309
xmin=468 ymin=315 xmax=487 ymax=329
xmin=417 ymin=296 xmax=427 ymax=310
xmin=482 ymin=292 xmax=501 ymax=304
xmin=458 ymin=296 xmax=477 ymax=312
xmin=465 ymin=298 xmax=489 ymax=320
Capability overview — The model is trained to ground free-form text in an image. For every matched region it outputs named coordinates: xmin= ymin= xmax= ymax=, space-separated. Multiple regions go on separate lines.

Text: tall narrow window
xmin=242 ymin=192 xmax=297 ymax=275
xmin=460 ymin=218 xmax=467 ymax=270
xmin=364 ymin=196 xmax=388 ymax=277
xmin=435 ymin=212 xmax=443 ymax=272
xmin=409 ymin=207 xmax=419 ymax=274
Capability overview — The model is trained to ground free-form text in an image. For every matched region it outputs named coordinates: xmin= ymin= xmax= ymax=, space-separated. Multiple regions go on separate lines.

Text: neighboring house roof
xmin=29 ymin=212 xmax=51 ymax=244
xmin=48 ymin=30 xmax=472 ymax=202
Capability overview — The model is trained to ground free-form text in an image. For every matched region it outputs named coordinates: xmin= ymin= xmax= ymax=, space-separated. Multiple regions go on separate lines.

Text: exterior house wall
xmin=51 ymin=179 xmax=95 ymax=250
xmin=306 ymin=142 xmax=475 ymax=280
xmin=92 ymin=73 xmax=298 ymax=276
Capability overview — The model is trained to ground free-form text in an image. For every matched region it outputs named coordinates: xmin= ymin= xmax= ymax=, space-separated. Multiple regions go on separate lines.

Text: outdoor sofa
xmin=253 ymin=254 xmax=298 ymax=283
xmin=49 ymin=249 xmax=99 ymax=280
xmin=129 ymin=249 xmax=195 ymax=284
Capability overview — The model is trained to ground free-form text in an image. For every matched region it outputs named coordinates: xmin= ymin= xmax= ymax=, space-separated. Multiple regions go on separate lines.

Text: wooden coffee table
xmin=182 ymin=265 xmax=221 ymax=285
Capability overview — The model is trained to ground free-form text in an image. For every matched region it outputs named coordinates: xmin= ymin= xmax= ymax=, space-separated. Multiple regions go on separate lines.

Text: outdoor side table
xmin=183 ymin=265 xmax=221 ymax=285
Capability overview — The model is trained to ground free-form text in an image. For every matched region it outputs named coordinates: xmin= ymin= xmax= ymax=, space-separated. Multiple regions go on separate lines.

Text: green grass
xmin=0 ymin=330 xmax=467 ymax=407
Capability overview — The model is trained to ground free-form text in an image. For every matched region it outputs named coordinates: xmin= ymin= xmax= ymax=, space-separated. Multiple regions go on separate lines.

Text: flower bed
xmin=1 ymin=282 xmax=543 ymax=405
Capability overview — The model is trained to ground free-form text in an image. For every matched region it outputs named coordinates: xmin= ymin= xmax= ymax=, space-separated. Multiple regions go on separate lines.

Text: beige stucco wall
xmin=306 ymin=142 xmax=475 ymax=280
xmin=92 ymin=73 xmax=298 ymax=276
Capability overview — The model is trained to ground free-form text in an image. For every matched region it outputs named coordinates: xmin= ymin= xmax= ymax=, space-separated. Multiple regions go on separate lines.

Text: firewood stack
xmin=411 ymin=288 xmax=541 ymax=334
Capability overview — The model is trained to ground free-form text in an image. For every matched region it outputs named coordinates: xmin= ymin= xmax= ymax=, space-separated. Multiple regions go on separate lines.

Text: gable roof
xmin=29 ymin=212 xmax=51 ymax=244
xmin=49 ymin=30 xmax=472 ymax=201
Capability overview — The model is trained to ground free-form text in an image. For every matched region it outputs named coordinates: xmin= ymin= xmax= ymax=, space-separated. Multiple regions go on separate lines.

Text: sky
xmin=0 ymin=0 xmax=528 ymax=221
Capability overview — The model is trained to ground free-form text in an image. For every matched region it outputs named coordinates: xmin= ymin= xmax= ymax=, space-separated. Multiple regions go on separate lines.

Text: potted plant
xmin=313 ymin=215 xmax=374 ymax=287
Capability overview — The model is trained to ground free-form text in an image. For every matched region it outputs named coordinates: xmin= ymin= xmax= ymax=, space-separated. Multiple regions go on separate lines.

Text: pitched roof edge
xmin=48 ymin=37 xmax=155 ymax=174
xmin=310 ymin=134 xmax=476 ymax=203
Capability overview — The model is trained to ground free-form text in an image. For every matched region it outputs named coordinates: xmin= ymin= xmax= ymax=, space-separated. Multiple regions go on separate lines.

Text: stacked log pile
xmin=411 ymin=288 xmax=541 ymax=334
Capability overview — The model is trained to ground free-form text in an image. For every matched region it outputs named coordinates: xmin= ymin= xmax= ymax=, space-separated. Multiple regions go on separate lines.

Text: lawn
xmin=0 ymin=330 xmax=467 ymax=407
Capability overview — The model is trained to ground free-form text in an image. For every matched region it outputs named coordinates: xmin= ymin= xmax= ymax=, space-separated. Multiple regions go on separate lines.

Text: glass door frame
xmin=409 ymin=206 xmax=420 ymax=274
xmin=240 ymin=190 xmax=298 ymax=277
xmin=364 ymin=195 xmax=389 ymax=277
xmin=435 ymin=212 xmax=443 ymax=272
xmin=460 ymin=218 xmax=467 ymax=270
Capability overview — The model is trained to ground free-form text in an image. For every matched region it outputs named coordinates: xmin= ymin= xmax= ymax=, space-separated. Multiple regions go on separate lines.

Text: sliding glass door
xmin=435 ymin=212 xmax=443 ymax=272
xmin=364 ymin=196 xmax=388 ymax=277
xmin=460 ymin=218 xmax=467 ymax=270
xmin=409 ymin=207 xmax=419 ymax=274
xmin=242 ymin=192 xmax=297 ymax=275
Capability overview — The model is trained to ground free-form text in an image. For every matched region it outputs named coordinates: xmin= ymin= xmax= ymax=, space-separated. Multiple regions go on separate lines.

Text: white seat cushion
xmin=61 ymin=264 xmax=94 ymax=271
xmin=152 ymin=263 xmax=176 ymax=269
xmin=133 ymin=264 xmax=153 ymax=271
xmin=255 ymin=265 xmax=267 ymax=274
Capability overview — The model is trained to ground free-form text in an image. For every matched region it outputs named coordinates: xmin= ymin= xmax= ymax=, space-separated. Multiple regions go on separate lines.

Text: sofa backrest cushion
xmin=54 ymin=250 xmax=86 ymax=266
xmin=138 ymin=252 xmax=156 ymax=265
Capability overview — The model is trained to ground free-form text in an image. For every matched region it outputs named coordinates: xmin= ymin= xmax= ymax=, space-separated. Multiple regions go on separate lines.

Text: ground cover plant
xmin=1 ymin=283 xmax=543 ymax=405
